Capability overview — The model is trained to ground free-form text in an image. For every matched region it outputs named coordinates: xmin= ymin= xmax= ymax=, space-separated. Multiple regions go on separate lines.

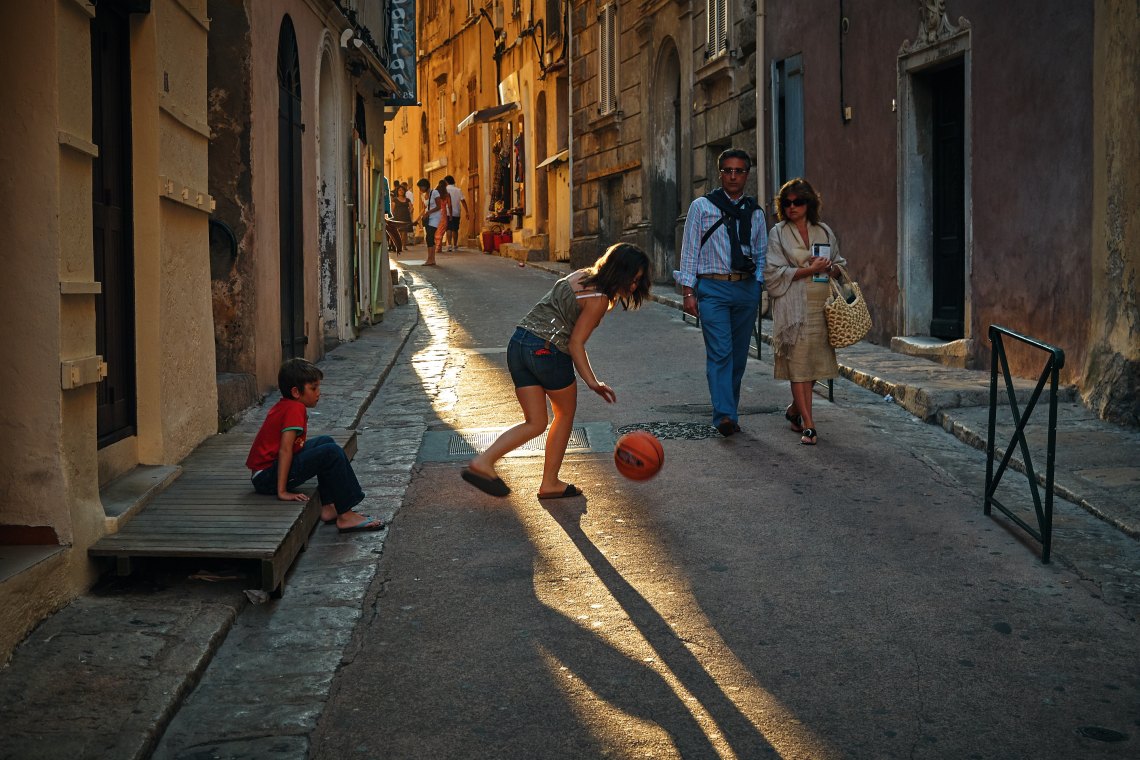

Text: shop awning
xmin=536 ymin=149 xmax=569 ymax=169
xmin=456 ymin=102 xmax=519 ymax=133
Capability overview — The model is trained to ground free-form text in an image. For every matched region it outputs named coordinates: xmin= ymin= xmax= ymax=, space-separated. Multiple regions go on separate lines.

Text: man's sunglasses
xmin=719 ymin=167 xmax=749 ymax=176
xmin=781 ymin=197 xmax=810 ymax=208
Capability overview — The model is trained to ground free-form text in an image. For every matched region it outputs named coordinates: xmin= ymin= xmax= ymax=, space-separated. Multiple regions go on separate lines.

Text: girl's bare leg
xmin=539 ymin=383 xmax=578 ymax=494
xmin=469 ymin=385 xmax=548 ymax=477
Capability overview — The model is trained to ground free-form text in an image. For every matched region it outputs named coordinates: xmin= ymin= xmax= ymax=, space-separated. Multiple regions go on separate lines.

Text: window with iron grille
xmin=598 ymin=3 xmax=617 ymax=114
xmin=706 ymin=0 xmax=728 ymax=60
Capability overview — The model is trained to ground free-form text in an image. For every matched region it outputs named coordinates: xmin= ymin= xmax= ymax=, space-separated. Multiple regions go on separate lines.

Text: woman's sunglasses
xmin=781 ymin=197 xmax=810 ymax=208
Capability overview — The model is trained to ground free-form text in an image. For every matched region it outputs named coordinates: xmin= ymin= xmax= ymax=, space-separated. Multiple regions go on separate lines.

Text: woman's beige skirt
xmin=774 ymin=281 xmax=839 ymax=382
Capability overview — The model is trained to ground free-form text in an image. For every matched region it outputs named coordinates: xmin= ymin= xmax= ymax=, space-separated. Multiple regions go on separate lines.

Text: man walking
xmin=443 ymin=175 xmax=469 ymax=252
xmin=677 ymin=149 xmax=766 ymax=436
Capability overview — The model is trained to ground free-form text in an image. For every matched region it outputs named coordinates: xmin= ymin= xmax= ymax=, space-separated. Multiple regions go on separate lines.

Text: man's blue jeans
xmin=694 ymin=277 xmax=761 ymax=425
xmin=251 ymin=435 xmax=364 ymax=513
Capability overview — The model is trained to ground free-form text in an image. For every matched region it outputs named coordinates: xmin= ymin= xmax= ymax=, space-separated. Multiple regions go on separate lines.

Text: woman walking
xmin=764 ymin=178 xmax=846 ymax=445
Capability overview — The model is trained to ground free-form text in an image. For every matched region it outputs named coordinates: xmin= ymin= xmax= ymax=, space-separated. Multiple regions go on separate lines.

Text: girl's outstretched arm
xmin=567 ymin=296 xmax=616 ymax=403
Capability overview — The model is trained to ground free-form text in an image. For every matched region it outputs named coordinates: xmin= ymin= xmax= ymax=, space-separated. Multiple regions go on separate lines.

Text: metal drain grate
xmin=616 ymin=421 xmax=721 ymax=440
xmin=447 ymin=427 xmax=591 ymax=456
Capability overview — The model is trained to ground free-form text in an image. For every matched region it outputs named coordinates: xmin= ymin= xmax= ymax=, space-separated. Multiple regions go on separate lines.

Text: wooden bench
xmin=89 ymin=430 xmax=357 ymax=597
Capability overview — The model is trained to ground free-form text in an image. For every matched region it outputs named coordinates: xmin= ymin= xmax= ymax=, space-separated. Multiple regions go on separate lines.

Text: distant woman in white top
xmin=462 ymin=243 xmax=651 ymax=500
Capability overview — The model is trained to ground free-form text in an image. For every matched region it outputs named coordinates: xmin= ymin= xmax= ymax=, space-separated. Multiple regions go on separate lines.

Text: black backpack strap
xmin=700 ymin=216 xmax=726 ymax=248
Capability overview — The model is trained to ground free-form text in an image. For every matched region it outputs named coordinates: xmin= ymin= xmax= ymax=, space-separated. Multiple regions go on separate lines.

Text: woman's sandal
xmin=800 ymin=428 xmax=818 ymax=446
xmin=785 ymin=405 xmax=803 ymax=433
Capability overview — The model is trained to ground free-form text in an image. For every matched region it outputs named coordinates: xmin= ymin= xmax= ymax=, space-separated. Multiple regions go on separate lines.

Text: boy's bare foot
xmin=320 ymin=504 xmax=337 ymax=524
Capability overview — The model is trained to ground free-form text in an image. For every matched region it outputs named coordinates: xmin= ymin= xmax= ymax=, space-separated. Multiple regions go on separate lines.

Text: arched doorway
xmin=649 ymin=40 xmax=681 ymax=283
xmin=534 ymin=91 xmax=549 ymax=236
xmin=278 ymin=16 xmax=305 ymax=360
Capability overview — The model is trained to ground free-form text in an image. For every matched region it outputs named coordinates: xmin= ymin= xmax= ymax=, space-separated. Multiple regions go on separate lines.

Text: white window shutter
xmin=707 ymin=0 xmax=728 ymax=58
xmin=598 ymin=4 xmax=617 ymax=114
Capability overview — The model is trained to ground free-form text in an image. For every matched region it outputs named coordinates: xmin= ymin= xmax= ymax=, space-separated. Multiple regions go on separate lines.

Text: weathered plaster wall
xmin=207 ymin=0 xmax=256 ymax=382
xmin=966 ymin=2 xmax=1092 ymax=381
xmin=766 ymin=1 xmax=1093 ymax=384
xmin=134 ymin=1 xmax=218 ymax=464
xmin=0 ymin=0 xmax=104 ymax=662
xmin=1086 ymin=0 xmax=1140 ymax=426
xmin=766 ymin=2 xmax=909 ymax=345
xmin=248 ymin=2 xmax=328 ymax=393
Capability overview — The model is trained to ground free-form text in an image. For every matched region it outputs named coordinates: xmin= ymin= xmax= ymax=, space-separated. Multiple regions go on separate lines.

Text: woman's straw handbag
xmin=824 ymin=264 xmax=872 ymax=348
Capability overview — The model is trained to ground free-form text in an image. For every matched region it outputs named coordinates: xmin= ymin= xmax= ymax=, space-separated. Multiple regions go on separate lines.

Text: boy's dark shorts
xmin=446 ymin=217 xmax=460 ymax=232
xmin=424 ymin=224 xmax=437 ymax=244
xmin=507 ymin=327 xmax=575 ymax=390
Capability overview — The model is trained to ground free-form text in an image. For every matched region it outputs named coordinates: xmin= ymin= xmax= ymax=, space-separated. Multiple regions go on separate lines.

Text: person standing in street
xmin=764 ymin=178 xmax=845 ymax=446
xmin=462 ymin=243 xmax=651 ymax=500
xmin=443 ymin=175 xmax=470 ymax=252
xmin=676 ymin=148 xmax=766 ymax=437
xmin=416 ymin=177 xmax=442 ymax=266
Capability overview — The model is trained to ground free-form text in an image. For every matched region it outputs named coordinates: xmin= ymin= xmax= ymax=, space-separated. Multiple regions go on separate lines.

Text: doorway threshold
xmin=890 ymin=336 xmax=972 ymax=369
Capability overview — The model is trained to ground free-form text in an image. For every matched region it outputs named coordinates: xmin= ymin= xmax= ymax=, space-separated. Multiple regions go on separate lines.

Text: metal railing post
xmin=983 ymin=325 xmax=1065 ymax=563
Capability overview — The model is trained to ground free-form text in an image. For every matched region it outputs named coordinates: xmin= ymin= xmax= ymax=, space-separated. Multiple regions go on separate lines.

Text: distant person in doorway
xmin=416 ymin=177 xmax=442 ymax=266
xmin=462 ymin=243 xmax=651 ymax=500
xmin=676 ymin=148 xmax=766 ymax=437
xmin=764 ymin=177 xmax=845 ymax=446
xmin=443 ymin=175 xmax=470 ymax=252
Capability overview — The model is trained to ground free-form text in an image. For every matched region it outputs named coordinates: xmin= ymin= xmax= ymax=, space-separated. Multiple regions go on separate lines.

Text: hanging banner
xmin=385 ymin=0 xmax=417 ymax=105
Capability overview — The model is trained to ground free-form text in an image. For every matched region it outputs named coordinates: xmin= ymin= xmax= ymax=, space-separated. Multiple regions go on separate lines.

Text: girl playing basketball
xmin=462 ymin=243 xmax=651 ymax=499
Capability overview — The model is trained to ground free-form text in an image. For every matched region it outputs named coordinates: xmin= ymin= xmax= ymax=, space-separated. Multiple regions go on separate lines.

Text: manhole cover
xmin=616 ymin=421 xmax=720 ymax=440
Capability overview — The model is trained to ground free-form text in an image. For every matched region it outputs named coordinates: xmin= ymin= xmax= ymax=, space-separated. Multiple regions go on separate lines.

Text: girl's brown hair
xmin=581 ymin=242 xmax=651 ymax=310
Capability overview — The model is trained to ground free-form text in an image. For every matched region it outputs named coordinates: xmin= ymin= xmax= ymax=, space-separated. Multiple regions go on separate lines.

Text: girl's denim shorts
xmin=506 ymin=327 xmax=575 ymax=390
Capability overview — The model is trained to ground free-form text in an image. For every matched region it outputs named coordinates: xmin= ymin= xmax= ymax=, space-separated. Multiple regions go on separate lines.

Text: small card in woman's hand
xmin=811 ymin=243 xmax=832 ymax=282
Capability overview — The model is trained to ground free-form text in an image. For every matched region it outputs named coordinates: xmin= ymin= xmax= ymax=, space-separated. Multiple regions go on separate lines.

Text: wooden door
xmin=92 ymin=2 xmax=137 ymax=447
xmin=930 ymin=64 xmax=966 ymax=339
xmin=278 ymin=17 xmax=306 ymax=359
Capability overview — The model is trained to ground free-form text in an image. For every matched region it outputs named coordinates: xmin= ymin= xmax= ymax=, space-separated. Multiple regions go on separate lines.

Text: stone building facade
xmin=389 ymin=0 xmax=573 ymax=262
xmin=568 ymin=0 xmax=1136 ymax=424
xmin=0 ymin=0 xmax=218 ymax=660
xmin=0 ymin=0 xmax=406 ymax=662
xmin=208 ymin=0 xmax=400 ymax=421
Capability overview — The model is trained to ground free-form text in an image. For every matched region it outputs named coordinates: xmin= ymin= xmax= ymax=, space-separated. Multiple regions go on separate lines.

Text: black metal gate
xmin=930 ymin=63 xmax=965 ymax=339
xmin=278 ymin=17 xmax=306 ymax=360
xmin=92 ymin=2 xmax=137 ymax=447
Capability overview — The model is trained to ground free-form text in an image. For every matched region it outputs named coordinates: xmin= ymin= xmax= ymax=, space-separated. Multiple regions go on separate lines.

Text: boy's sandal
xmin=800 ymin=428 xmax=818 ymax=446
xmin=785 ymin=405 xmax=803 ymax=433
xmin=338 ymin=516 xmax=385 ymax=533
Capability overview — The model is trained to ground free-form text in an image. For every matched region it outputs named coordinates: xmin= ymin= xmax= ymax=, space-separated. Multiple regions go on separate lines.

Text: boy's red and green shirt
xmin=245 ymin=398 xmax=307 ymax=472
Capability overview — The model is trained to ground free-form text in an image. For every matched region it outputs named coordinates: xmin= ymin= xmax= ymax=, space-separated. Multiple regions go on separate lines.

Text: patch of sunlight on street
xmin=520 ymin=508 xmax=838 ymax=760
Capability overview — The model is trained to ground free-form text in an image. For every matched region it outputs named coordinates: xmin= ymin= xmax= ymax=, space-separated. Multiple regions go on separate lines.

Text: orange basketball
xmin=614 ymin=431 xmax=664 ymax=481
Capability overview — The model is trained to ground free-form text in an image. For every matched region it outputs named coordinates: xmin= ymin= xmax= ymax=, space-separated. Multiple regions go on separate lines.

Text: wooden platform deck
xmin=89 ymin=430 xmax=357 ymax=596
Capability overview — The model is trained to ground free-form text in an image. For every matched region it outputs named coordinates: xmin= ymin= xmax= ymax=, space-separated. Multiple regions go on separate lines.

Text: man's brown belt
xmin=698 ymin=272 xmax=750 ymax=281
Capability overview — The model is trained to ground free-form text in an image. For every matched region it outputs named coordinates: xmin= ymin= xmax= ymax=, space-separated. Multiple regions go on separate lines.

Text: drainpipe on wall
xmin=566 ymin=0 xmax=574 ymax=242
xmin=755 ymin=0 xmax=766 ymax=206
